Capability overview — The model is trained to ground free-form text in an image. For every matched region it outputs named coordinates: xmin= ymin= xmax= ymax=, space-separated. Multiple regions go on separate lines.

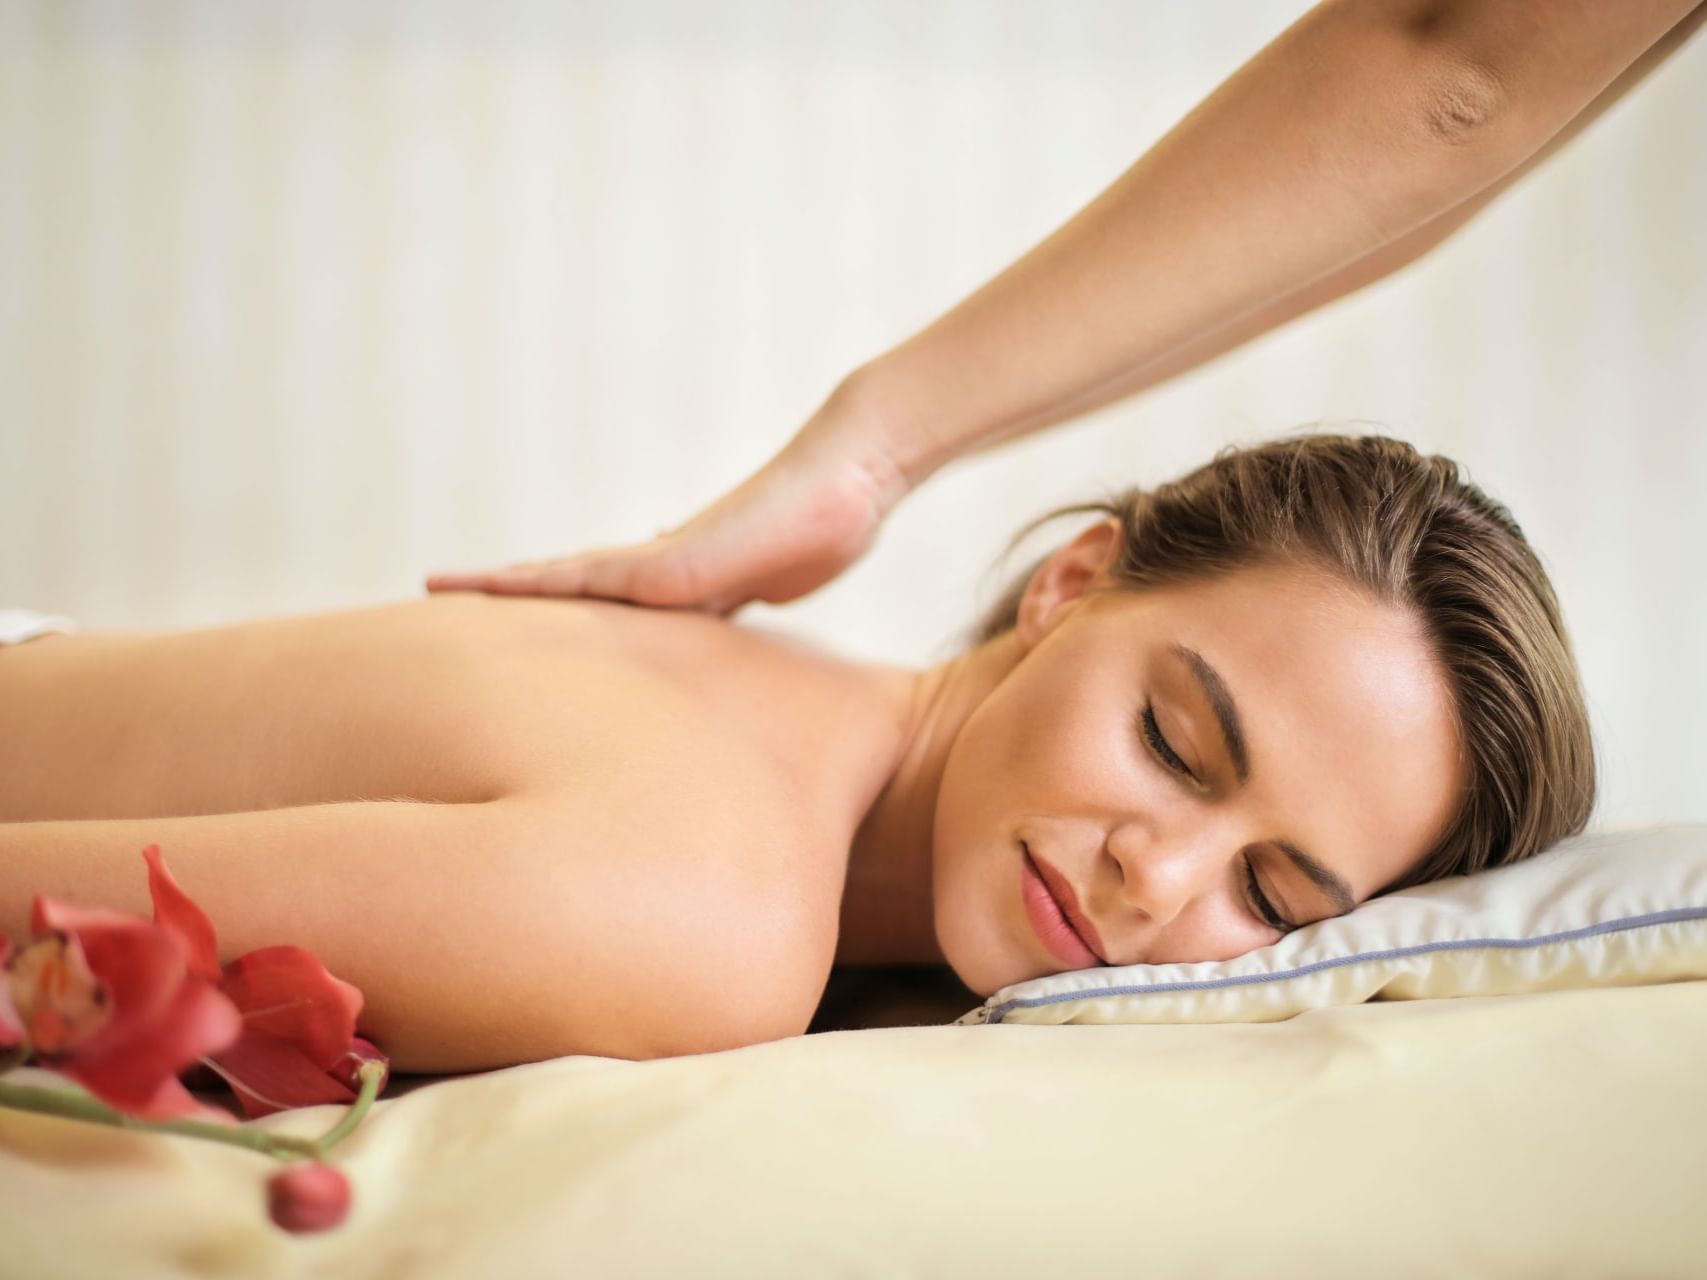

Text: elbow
xmin=1416 ymin=53 xmax=1507 ymax=146
xmin=1382 ymin=1 xmax=1512 ymax=147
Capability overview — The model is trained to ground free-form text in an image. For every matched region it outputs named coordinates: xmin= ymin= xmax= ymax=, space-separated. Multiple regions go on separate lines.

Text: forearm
xmin=1010 ymin=0 xmax=1707 ymax=432
xmin=841 ymin=0 xmax=1700 ymax=486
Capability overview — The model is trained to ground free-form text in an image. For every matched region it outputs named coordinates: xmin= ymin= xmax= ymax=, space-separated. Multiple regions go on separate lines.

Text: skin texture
xmin=430 ymin=4 xmax=1706 ymax=617
xmin=0 ymin=597 xmax=918 ymax=1066
xmin=855 ymin=0 xmax=1705 ymax=487
xmin=838 ymin=518 xmax=1469 ymax=998
xmin=0 ymin=543 xmax=1469 ymax=1058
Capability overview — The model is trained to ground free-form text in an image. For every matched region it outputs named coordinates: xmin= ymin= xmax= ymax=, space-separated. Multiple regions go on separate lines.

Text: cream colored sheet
xmin=3 ymin=980 xmax=1704 ymax=1279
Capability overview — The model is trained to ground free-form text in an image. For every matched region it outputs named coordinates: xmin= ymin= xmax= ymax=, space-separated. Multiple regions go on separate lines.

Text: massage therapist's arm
xmin=430 ymin=0 xmax=1704 ymax=611
xmin=913 ymin=0 xmax=1707 ymax=453
xmin=848 ymin=0 xmax=1706 ymax=486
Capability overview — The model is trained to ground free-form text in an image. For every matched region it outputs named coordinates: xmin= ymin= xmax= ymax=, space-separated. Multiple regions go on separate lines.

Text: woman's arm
xmin=0 ymin=795 xmax=801 ymax=1072
xmin=847 ymin=0 xmax=1706 ymax=484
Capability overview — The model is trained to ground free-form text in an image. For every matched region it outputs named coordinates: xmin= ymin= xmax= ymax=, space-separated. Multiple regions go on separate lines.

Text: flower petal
xmin=0 ymin=934 xmax=19 ymax=1047
xmin=29 ymin=900 xmax=188 ymax=1059
xmin=63 ymin=1067 xmax=240 ymax=1127
xmin=141 ymin=844 xmax=222 ymax=983
xmin=209 ymin=1032 xmax=358 ymax=1119
xmin=65 ymin=977 xmax=244 ymax=1121
xmin=219 ymin=946 xmax=362 ymax=1069
xmin=0 ymin=980 xmax=23 ymax=1050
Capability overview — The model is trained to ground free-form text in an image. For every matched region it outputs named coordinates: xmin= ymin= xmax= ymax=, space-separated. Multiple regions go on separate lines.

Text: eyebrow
xmin=1169 ymin=643 xmax=1357 ymax=916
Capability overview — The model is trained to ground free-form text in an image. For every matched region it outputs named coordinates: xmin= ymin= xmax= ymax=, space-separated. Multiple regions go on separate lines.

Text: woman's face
xmin=931 ymin=519 xmax=1467 ymax=997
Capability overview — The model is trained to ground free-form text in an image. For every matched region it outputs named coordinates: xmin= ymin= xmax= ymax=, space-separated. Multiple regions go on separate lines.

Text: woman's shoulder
xmin=408 ymin=594 xmax=892 ymax=998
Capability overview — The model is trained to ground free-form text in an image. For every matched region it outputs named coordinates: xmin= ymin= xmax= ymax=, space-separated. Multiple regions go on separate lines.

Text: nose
xmin=1105 ymin=814 xmax=1240 ymax=930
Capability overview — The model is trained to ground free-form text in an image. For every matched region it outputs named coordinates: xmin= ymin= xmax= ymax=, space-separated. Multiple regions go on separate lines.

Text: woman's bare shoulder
xmin=486 ymin=783 xmax=840 ymax=1058
xmin=424 ymin=596 xmax=869 ymax=1027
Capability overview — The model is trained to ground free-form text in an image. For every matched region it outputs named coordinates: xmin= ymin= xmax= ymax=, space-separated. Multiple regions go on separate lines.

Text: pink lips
xmin=1024 ymin=846 xmax=1106 ymax=969
xmin=1028 ymin=847 xmax=1107 ymax=964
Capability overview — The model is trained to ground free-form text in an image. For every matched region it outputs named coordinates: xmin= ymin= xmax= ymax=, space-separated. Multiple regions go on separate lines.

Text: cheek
xmin=947 ymin=681 xmax=1067 ymax=800
xmin=934 ymin=700 xmax=1021 ymax=830
xmin=953 ymin=673 xmax=1143 ymax=817
xmin=929 ymin=692 xmax=1046 ymax=872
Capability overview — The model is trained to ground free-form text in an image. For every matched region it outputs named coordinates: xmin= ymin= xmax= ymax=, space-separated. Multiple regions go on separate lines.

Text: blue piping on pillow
xmin=978 ymin=904 xmax=1707 ymax=1026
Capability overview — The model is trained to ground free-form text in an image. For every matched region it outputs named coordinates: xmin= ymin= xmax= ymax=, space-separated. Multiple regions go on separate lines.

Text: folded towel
xmin=0 ymin=608 xmax=80 ymax=646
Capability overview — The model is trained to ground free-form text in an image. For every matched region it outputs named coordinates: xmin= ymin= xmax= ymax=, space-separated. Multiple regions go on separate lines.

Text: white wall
xmin=2 ymin=1 xmax=1703 ymax=826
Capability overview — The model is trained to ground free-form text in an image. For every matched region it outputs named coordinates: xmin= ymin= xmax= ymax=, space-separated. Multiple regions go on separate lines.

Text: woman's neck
xmin=834 ymin=631 xmax=1021 ymax=966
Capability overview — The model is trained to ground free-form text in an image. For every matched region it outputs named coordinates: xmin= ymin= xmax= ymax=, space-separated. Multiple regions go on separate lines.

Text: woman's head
xmin=926 ymin=431 xmax=1595 ymax=988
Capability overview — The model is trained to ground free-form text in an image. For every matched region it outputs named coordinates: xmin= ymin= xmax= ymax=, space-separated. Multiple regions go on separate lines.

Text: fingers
xmin=423 ymin=571 xmax=495 ymax=592
xmin=424 ymin=559 xmax=572 ymax=596
xmin=426 ymin=551 xmax=664 ymax=601
xmin=502 ymin=559 xmax=587 ymax=597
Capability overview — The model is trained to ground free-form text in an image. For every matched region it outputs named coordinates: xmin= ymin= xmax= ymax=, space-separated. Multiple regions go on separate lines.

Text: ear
xmin=1014 ymin=517 xmax=1122 ymax=651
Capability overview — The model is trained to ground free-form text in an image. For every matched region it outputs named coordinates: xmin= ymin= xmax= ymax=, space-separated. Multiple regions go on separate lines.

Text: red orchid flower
xmin=1 ymin=899 xmax=242 ymax=1124
xmin=141 ymin=843 xmax=389 ymax=1119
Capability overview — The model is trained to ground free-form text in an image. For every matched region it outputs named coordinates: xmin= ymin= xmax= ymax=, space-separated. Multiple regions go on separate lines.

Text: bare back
xmin=0 ymin=594 xmax=908 ymax=1063
xmin=0 ymin=594 xmax=886 ymax=821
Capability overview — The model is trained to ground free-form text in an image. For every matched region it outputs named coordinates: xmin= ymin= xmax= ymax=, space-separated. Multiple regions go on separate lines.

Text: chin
xmin=930 ymin=833 xmax=1032 ymax=999
xmin=933 ymin=922 xmax=1016 ymax=1001
xmin=950 ymin=964 xmax=996 ymax=1002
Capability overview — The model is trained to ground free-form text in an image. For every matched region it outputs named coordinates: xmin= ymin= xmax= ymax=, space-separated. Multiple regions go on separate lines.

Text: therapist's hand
xmin=425 ymin=406 xmax=911 ymax=616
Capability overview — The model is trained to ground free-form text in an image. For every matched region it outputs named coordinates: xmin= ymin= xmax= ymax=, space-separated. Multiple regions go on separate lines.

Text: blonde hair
xmin=961 ymin=431 xmax=1596 ymax=897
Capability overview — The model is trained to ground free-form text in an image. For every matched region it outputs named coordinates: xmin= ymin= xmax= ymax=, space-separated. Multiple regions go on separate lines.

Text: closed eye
xmin=1138 ymin=701 xmax=1296 ymax=933
xmin=1242 ymin=855 xmax=1295 ymax=933
xmin=1138 ymin=703 xmax=1195 ymax=782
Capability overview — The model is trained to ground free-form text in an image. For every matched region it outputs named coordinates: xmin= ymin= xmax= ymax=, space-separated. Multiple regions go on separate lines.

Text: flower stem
xmin=0 ymin=1076 xmax=321 ymax=1158
xmin=313 ymin=1060 xmax=386 ymax=1154
xmin=0 ymin=1058 xmax=389 ymax=1161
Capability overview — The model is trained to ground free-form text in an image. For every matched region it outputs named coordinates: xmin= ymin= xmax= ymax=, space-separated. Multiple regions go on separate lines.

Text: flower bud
xmin=266 ymin=1160 xmax=351 ymax=1233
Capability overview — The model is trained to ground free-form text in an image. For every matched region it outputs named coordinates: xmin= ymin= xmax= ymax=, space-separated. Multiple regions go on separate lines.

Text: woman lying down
xmin=0 ymin=432 xmax=1594 ymax=1074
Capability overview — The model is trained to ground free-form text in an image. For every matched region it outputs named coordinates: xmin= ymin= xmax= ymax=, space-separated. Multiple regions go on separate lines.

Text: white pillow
xmin=954 ymin=821 xmax=1707 ymax=1026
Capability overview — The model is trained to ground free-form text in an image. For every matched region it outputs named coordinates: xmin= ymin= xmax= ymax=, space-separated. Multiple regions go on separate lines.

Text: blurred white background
xmin=1 ymin=1 xmax=1703 ymax=825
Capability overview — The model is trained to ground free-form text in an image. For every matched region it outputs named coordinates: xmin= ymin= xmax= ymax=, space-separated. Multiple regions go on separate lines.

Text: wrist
xmin=789 ymin=367 xmax=922 ymax=516
xmin=817 ymin=358 xmax=971 ymax=495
